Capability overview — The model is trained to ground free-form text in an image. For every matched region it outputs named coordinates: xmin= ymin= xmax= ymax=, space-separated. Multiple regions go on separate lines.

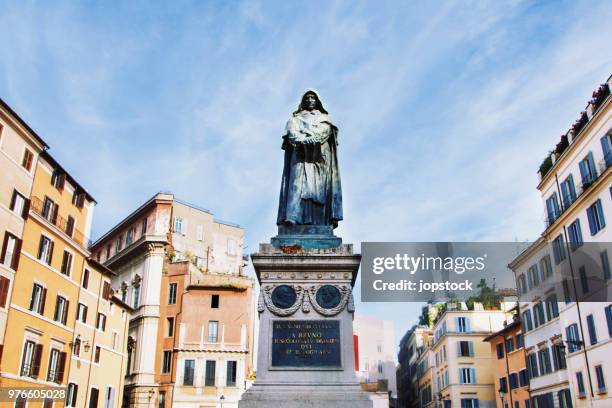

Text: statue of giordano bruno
xmin=277 ymin=90 xmax=343 ymax=229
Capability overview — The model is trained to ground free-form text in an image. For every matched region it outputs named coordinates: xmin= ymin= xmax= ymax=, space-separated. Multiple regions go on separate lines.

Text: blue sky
xmin=1 ymin=1 xmax=611 ymax=350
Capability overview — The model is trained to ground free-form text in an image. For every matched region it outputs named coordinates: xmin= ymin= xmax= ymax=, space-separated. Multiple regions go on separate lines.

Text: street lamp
xmin=220 ymin=395 xmax=225 ymax=408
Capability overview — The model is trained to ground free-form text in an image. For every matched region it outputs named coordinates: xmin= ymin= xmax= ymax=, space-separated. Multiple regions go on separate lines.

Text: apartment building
xmin=483 ymin=315 xmax=531 ymax=408
xmin=0 ymin=98 xmax=48 ymax=354
xmin=353 ymin=313 xmax=397 ymax=399
xmin=511 ymin=74 xmax=612 ymax=408
xmin=90 ymin=193 xmax=254 ymax=408
xmin=430 ymin=303 xmax=510 ymax=408
xmin=397 ymin=325 xmax=432 ymax=408
xmin=416 ymin=341 xmax=435 ymax=408
xmin=0 ymin=98 xmax=131 ymax=408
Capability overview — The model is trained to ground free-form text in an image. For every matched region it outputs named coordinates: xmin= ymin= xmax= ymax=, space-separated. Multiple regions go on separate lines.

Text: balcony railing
xmin=543 ymin=153 xmax=611 ymax=229
xmin=30 ymin=197 xmax=88 ymax=248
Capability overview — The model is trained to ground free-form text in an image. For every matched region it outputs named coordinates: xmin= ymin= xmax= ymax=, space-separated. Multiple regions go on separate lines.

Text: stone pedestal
xmin=238 ymin=243 xmax=374 ymax=408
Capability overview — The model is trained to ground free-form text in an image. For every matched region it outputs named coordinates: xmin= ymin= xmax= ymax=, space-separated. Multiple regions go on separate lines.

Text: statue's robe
xmin=277 ymin=108 xmax=343 ymax=228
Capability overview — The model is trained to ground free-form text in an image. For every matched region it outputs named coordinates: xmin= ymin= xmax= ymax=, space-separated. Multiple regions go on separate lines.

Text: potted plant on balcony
xmin=538 ymin=153 xmax=553 ymax=179
xmin=572 ymin=111 xmax=588 ymax=135
xmin=591 ymin=83 xmax=610 ymax=112
xmin=555 ymin=134 xmax=569 ymax=156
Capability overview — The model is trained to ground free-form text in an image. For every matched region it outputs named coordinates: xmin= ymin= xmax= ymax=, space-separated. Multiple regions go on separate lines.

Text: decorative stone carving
xmin=257 ymin=291 xmax=265 ymax=313
xmin=307 ymin=284 xmax=351 ymax=316
xmin=261 ymin=285 xmax=304 ymax=316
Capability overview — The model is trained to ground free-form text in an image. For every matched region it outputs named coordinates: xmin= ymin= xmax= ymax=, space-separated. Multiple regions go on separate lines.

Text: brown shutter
xmin=53 ymin=296 xmax=60 ymax=321
xmin=57 ymin=352 xmax=66 ymax=383
xmin=77 ymin=193 xmax=85 ymax=209
xmin=9 ymin=190 xmax=16 ymax=211
xmin=20 ymin=342 xmax=30 ymax=375
xmin=0 ymin=232 xmax=9 ymax=264
xmin=40 ymin=288 xmax=47 ymax=315
xmin=0 ymin=276 xmax=9 ymax=308
xmin=32 ymin=344 xmax=43 ymax=378
xmin=103 ymin=281 xmax=110 ymax=300
xmin=29 ymin=286 xmax=36 ymax=311
xmin=83 ymin=269 xmax=89 ymax=289
xmin=63 ymin=300 xmax=69 ymax=325
xmin=83 ymin=305 xmax=88 ymax=323
xmin=102 ymin=315 xmax=106 ymax=331
xmin=73 ymin=384 xmax=79 ymax=406
xmin=58 ymin=174 xmax=66 ymax=190
xmin=48 ymin=241 xmax=54 ymax=265
xmin=22 ymin=198 xmax=30 ymax=219
xmin=51 ymin=203 xmax=59 ymax=225
xmin=12 ymin=238 xmax=22 ymax=270
xmin=37 ymin=235 xmax=44 ymax=259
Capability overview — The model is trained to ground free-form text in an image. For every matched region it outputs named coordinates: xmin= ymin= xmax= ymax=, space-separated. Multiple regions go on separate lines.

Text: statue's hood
xmin=295 ymin=88 xmax=329 ymax=115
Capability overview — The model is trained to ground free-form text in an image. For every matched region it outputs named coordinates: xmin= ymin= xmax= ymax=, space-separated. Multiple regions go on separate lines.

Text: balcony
xmin=30 ymin=196 xmax=88 ymax=248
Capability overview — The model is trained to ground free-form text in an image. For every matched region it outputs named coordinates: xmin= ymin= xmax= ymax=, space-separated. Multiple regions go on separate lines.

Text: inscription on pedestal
xmin=271 ymin=320 xmax=341 ymax=368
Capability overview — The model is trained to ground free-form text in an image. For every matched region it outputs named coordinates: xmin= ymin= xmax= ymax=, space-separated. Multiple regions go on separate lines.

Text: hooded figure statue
xmin=277 ymin=90 xmax=343 ymax=228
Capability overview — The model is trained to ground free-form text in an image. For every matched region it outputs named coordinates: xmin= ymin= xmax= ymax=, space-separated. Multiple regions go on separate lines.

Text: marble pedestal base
xmin=239 ymin=383 xmax=373 ymax=408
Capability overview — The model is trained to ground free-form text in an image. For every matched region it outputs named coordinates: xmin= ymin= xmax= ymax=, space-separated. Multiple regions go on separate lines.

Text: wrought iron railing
xmin=30 ymin=197 xmax=88 ymax=248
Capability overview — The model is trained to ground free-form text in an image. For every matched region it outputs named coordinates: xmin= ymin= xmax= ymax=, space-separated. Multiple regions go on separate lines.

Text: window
xmin=102 ymin=281 xmax=111 ymax=300
xmin=545 ymin=294 xmax=559 ymax=319
xmin=10 ymin=189 xmax=27 ymax=218
xmin=43 ymin=398 xmax=53 ymax=408
xmin=458 ymin=367 xmax=476 ymax=384
xmin=546 ymin=192 xmax=561 ymax=224
xmin=168 ymin=283 xmax=177 ymax=305
xmin=141 ymin=218 xmax=148 ymax=235
xmin=29 ymin=283 xmax=46 ymax=314
xmin=456 ymin=317 xmax=470 ymax=333
xmin=66 ymin=383 xmax=78 ymax=407
xmin=560 ymin=174 xmax=577 ymax=208
xmin=540 ymin=255 xmax=553 ymax=280
xmin=579 ymin=266 xmax=589 ymax=294
xmin=499 ymin=377 xmax=508 ymax=393
xmin=601 ymin=250 xmax=611 ymax=280
xmin=20 ymin=340 xmax=41 ymax=378
xmin=528 ymin=264 xmax=539 ymax=289
xmin=579 ymin=152 xmax=597 ymax=187
xmin=53 ymin=296 xmax=69 ymax=325
xmin=552 ymin=234 xmax=566 ymax=264
xmin=533 ymin=302 xmax=546 ymax=327
xmin=460 ymin=398 xmax=478 ymax=408
xmin=1 ymin=231 xmax=21 ymax=270
xmin=196 ymin=225 xmax=204 ymax=241
xmin=558 ymin=389 xmax=571 ymax=408
xmin=566 ymin=323 xmax=581 ymax=352
xmin=527 ymin=353 xmax=539 ymax=378
xmin=586 ymin=314 xmax=597 ymax=345
xmin=517 ymin=274 xmax=527 ymax=295
xmin=37 ymin=235 xmax=54 ymax=265
xmin=183 ymin=359 xmax=194 ymax=385
xmin=496 ymin=343 xmax=504 ymax=359
xmin=563 ymin=279 xmax=571 ymax=303
xmin=126 ymin=227 xmax=135 ymax=245
xmin=96 ymin=313 xmax=107 ymax=331
xmin=601 ymin=133 xmax=612 ymax=166
xmin=77 ymin=303 xmax=88 ymax=323
xmin=73 ymin=337 xmax=81 ymax=356
xmin=162 ymin=351 xmax=172 ymax=373
xmin=104 ymin=386 xmax=115 ymax=408
xmin=89 ymin=388 xmax=99 ymax=408
xmin=46 ymin=348 xmax=64 ymax=383
xmin=21 ymin=148 xmax=34 ymax=171
xmin=158 ymin=391 xmax=165 ymax=408
xmin=522 ymin=310 xmax=533 ymax=332
xmin=552 ymin=343 xmax=567 ymax=370
xmin=516 ymin=333 xmax=523 ymax=349
xmin=519 ymin=369 xmax=529 ymax=387
xmin=66 ymin=216 xmax=75 ymax=237
xmin=537 ymin=348 xmax=552 ymax=375
xmin=457 ymin=341 xmax=473 ymax=357
xmin=208 ymin=320 xmax=218 ymax=342
xmin=587 ymin=199 xmax=606 ymax=235
xmin=115 ymin=236 xmax=123 ymax=252
xmin=42 ymin=197 xmax=58 ymax=223
xmin=576 ymin=371 xmax=586 ymax=396
xmin=167 ymin=317 xmax=174 ymax=337
xmin=0 ymin=276 xmax=10 ymax=308
xmin=82 ymin=269 xmax=89 ymax=289
xmin=505 ymin=338 xmax=514 ymax=353
xmin=595 ymin=365 xmax=606 ymax=393
xmin=133 ymin=286 xmax=140 ymax=309
xmin=94 ymin=346 xmax=101 ymax=363
xmin=173 ymin=217 xmax=183 ymax=233
xmin=568 ymin=219 xmax=583 ymax=250
xmin=51 ymin=170 xmax=66 ymax=190
xmin=61 ymin=251 xmax=73 ymax=276
xmin=509 ymin=372 xmax=518 ymax=389
xmin=211 ymin=294 xmax=219 ymax=309
xmin=205 ymin=360 xmax=216 ymax=386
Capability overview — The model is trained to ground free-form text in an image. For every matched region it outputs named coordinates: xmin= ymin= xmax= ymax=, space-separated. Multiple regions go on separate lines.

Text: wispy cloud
xmin=1 ymin=0 xmax=611 ymax=350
